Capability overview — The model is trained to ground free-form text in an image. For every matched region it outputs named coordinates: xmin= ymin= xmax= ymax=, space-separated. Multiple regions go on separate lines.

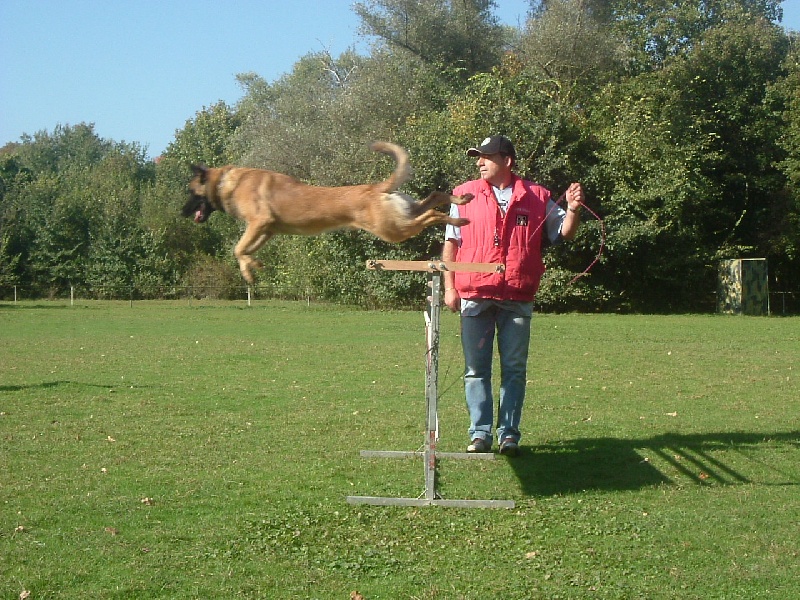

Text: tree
xmin=517 ymin=0 xmax=624 ymax=103
xmin=355 ymin=0 xmax=506 ymax=78
xmin=233 ymin=52 xmax=372 ymax=180
xmin=0 ymin=124 xmax=160 ymax=295
xmin=589 ymin=15 xmax=791 ymax=310
xmin=0 ymin=152 xmax=31 ymax=287
xmin=161 ymin=101 xmax=240 ymax=168
xmin=0 ymin=233 xmax=20 ymax=290
xmin=16 ymin=123 xmax=111 ymax=175
xmin=773 ymin=35 xmax=800 ymax=189
xmin=765 ymin=34 xmax=800 ymax=294
xmin=607 ymin=0 xmax=783 ymax=72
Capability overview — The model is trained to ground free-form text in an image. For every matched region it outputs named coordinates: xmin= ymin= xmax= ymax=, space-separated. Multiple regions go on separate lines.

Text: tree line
xmin=1 ymin=0 xmax=798 ymax=312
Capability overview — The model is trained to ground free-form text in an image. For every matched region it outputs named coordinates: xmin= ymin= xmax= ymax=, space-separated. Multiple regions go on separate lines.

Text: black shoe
xmin=499 ymin=438 xmax=520 ymax=457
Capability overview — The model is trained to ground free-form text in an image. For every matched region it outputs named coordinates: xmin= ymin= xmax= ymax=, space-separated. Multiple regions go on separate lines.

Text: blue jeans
xmin=460 ymin=302 xmax=531 ymax=445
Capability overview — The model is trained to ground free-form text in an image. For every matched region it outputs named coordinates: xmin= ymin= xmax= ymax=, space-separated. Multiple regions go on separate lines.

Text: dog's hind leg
xmin=414 ymin=191 xmax=474 ymax=213
xmin=414 ymin=192 xmax=474 ymax=218
xmin=402 ymin=210 xmax=470 ymax=238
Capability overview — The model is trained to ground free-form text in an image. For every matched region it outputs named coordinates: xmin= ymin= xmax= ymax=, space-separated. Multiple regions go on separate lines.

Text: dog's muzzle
xmin=181 ymin=195 xmax=214 ymax=223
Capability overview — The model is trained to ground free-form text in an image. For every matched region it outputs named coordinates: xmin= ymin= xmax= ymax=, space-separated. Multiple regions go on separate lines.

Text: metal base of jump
xmin=346 ymin=260 xmax=515 ymax=509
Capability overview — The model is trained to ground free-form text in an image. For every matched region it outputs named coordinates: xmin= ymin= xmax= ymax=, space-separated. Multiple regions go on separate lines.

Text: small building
xmin=718 ymin=258 xmax=769 ymax=316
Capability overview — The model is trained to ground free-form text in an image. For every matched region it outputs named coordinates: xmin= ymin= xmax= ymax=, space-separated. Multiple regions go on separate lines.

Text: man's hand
xmin=566 ymin=182 xmax=584 ymax=212
xmin=442 ymin=239 xmax=460 ymax=312
xmin=444 ymin=287 xmax=460 ymax=312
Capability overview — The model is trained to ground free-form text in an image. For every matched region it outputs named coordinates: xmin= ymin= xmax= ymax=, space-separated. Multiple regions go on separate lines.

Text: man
xmin=443 ymin=135 xmax=583 ymax=456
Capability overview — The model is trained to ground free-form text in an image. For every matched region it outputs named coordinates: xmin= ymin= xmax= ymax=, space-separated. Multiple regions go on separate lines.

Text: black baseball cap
xmin=467 ymin=135 xmax=516 ymax=158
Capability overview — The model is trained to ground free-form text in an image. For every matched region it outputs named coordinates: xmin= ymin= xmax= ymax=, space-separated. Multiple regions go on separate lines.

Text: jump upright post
xmin=346 ymin=259 xmax=516 ymax=509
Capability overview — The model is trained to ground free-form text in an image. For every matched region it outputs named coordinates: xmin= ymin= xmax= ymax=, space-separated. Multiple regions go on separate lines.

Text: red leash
xmin=544 ymin=190 xmax=606 ymax=285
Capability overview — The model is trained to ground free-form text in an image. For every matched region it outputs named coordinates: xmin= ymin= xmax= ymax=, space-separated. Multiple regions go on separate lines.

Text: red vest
xmin=452 ymin=176 xmax=549 ymax=302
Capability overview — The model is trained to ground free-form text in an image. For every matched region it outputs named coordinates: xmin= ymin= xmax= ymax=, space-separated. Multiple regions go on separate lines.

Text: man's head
xmin=467 ymin=136 xmax=516 ymax=188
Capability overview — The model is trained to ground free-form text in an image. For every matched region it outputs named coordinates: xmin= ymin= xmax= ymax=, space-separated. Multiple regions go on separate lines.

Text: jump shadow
xmin=510 ymin=431 xmax=800 ymax=497
xmin=0 ymin=380 xmax=144 ymax=393
xmin=0 ymin=303 xmax=72 ymax=310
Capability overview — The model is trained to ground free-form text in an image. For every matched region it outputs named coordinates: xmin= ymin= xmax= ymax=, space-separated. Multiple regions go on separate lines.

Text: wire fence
xmin=771 ymin=291 xmax=799 ymax=316
xmin=0 ymin=284 xmax=318 ymax=308
xmin=1 ymin=283 xmax=798 ymax=314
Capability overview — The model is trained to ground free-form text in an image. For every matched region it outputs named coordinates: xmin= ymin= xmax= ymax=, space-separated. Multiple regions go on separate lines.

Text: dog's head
xmin=182 ymin=164 xmax=217 ymax=223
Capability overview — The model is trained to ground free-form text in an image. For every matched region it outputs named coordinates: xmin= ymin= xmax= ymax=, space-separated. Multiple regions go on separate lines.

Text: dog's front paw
xmin=238 ymin=256 xmax=264 ymax=284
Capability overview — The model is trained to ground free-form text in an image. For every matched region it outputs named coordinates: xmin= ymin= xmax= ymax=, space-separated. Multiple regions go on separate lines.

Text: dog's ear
xmin=191 ymin=164 xmax=208 ymax=182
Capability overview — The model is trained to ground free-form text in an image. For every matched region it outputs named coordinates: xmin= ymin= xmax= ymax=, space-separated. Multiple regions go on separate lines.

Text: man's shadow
xmin=510 ymin=431 xmax=800 ymax=496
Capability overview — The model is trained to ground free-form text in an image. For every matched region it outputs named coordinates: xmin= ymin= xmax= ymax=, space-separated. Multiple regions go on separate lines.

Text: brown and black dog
xmin=181 ymin=142 xmax=473 ymax=283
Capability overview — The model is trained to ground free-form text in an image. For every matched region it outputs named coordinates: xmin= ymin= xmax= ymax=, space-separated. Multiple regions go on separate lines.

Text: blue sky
xmin=1 ymin=0 xmax=798 ymax=159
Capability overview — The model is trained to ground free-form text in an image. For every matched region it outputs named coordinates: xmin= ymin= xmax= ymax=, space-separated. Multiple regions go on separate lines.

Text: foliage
xmin=589 ymin=15 xmax=793 ymax=310
xmin=766 ymin=35 xmax=800 ymax=290
xmin=182 ymin=254 xmax=244 ymax=300
xmin=0 ymin=124 xmax=169 ymax=297
xmin=606 ymin=0 xmax=784 ymax=72
xmin=355 ymin=0 xmax=506 ymax=78
xmin=1 ymin=1 xmax=798 ymax=311
xmin=0 ymin=233 xmax=20 ymax=286
xmin=161 ymin=101 xmax=240 ymax=167
xmin=518 ymin=0 xmax=625 ymax=101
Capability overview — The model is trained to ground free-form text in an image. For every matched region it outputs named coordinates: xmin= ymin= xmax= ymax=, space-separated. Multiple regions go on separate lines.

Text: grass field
xmin=1 ymin=300 xmax=799 ymax=599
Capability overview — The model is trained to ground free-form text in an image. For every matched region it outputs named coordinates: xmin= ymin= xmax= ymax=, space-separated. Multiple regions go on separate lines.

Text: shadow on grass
xmin=509 ymin=431 xmax=800 ymax=496
xmin=0 ymin=380 xmax=134 ymax=393
xmin=0 ymin=303 xmax=73 ymax=310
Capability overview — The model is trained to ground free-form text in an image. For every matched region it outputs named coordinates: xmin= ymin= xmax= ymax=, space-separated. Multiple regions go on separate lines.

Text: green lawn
xmin=1 ymin=301 xmax=798 ymax=599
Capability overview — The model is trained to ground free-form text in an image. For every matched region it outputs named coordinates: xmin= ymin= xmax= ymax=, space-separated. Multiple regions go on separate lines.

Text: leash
xmin=543 ymin=189 xmax=606 ymax=286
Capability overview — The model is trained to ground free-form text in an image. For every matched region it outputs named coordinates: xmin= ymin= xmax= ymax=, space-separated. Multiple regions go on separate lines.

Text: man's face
xmin=476 ymin=152 xmax=512 ymax=186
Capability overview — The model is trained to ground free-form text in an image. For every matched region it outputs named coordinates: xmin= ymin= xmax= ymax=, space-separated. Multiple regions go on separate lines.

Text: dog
xmin=181 ymin=142 xmax=473 ymax=284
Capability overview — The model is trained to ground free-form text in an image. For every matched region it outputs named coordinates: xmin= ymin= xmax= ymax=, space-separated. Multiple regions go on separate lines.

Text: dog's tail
xmin=370 ymin=141 xmax=412 ymax=193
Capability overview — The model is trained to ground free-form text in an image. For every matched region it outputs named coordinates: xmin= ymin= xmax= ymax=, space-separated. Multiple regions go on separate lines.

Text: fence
xmin=0 ymin=284 xmax=316 ymax=307
xmin=1 ymin=284 xmax=798 ymax=314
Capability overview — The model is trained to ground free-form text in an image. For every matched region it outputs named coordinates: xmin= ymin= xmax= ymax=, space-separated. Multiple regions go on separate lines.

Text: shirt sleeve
xmin=546 ymin=199 xmax=567 ymax=244
xmin=444 ymin=203 xmax=462 ymax=244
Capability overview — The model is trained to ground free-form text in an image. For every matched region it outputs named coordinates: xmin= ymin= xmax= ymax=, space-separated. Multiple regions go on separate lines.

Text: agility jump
xmin=346 ymin=259 xmax=515 ymax=509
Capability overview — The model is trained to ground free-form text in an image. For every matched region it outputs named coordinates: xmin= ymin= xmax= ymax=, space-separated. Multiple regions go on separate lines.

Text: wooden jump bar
xmin=366 ymin=259 xmax=505 ymax=273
